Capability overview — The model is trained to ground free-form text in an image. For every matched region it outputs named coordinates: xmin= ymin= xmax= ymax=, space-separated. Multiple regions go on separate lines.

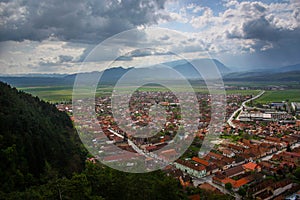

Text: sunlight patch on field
xmin=255 ymin=90 xmax=300 ymax=104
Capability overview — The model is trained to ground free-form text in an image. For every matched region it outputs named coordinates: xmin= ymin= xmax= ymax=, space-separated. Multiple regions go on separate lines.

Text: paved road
xmin=260 ymin=142 xmax=300 ymax=161
xmin=107 ymin=129 xmax=169 ymax=165
xmin=108 ymin=129 xmax=147 ymax=156
xmin=227 ymin=90 xmax=265 ymax=128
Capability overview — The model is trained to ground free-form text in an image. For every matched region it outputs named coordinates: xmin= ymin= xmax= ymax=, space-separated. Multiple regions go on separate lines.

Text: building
xmin=253 ymin=180 xmax=293 ymax=200
xmin=242 ymin=162 xmax=261 ymax=172
xmin=222 ymin=149 xmax=235 ymax=158
xmin=174 ymin=160 xmax=206 ymax=178
xmin=270 ymin=102 xmax=286 ymax=110
xmin=212 ymin=173 xmax=254 ymax=192
xmin=238 ymin=111 xmax=272 ymax=122
xmin=192 ymin=157 xmax=210 ymax=167
xmin=291 ymin=102 xmax=300 ymax=114
xmin=223 ymin=165 xmax=245 ymax=177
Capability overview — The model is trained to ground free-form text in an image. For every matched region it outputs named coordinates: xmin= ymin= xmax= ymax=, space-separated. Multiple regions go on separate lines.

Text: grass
xmin=225 ymin=89 xmax=260 ymax=96
xmin=17 ymin=85 xmax=209 ymax=102
xmin=18 ymin=86 xmax=74 ymax=103
xmin=225 ymin=81 xmax=300 ymax=88
xmin=254 ymin=89 xmax=300 ymax=104
xmin=17 ymin=84 xmax=266 ymax=104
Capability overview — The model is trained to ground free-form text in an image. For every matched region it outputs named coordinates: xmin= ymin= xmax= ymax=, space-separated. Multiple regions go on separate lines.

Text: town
xmin=57 ymin=89 xmax=300 ymax=200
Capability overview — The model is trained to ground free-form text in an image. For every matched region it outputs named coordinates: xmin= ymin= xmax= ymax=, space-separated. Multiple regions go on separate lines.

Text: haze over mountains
xmin=224 ymin=63 xmax=300 ymax=81
xmin=1 ymin=59 xmax=300 ymax=87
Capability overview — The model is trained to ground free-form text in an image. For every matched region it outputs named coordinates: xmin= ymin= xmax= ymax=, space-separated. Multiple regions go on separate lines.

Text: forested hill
xmin=0 ymin=82 xmax=86 ymax=193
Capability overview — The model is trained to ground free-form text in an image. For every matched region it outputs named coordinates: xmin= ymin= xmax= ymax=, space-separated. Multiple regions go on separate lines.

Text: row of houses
xmin=248 ymin=179 xmax=294 ymax=200
xmin=212 ymin=162 xmax=262 ymax=191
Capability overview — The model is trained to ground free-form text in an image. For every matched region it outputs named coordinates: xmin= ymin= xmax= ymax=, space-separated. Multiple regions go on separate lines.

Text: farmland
xmin=17 ymin=84 xmax=262 ymax=103
xmin=254 ymin=89 xmax=300 ymax=104
xmin=18 ymin=86 xmax=74 ymax=102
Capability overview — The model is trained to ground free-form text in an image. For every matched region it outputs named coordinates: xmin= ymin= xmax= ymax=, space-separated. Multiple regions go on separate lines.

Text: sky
xmin=0 ymin=0 xmax=300 ymax=74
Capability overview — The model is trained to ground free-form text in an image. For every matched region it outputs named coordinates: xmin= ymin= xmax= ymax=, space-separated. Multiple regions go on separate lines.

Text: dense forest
xmin=0 ymin=82 xmax=232 ymax=199
xmin=0 ymin=82 xmax=87 ymax=195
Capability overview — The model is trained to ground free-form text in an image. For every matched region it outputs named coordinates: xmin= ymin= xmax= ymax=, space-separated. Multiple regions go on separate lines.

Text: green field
xmin=18 ymin=86 xmax=74 ymax=102
xmin=19 ymin=85 xmax=298 ymax=105
xmin=18 ymin=85 xmax=115 ymax=102
xmin=18 ymin=84 xmax=263 ymax=103
xmin=225 ymin=89 xmax=260 ymax=96
xmin=255 ymin=89 xmax=300 ymax=104
xmin=226 ymin=81 xmax=300 ymax=88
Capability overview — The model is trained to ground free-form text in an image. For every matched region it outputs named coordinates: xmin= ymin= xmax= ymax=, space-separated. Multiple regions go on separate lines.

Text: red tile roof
xmin=208 ymin=152 xmax=223 ymax=159
xmin=234 ymin=178 xmax=250 ymax=188
xmin=192 ymin=157 xmax=210 ymax=166
xmin=243 ymin=162 xmax=260 ymax=171
xmin=221 ymin=177 xmax=236 ymax=185
xmin=221 ymin=177 xmax=250 ymax=188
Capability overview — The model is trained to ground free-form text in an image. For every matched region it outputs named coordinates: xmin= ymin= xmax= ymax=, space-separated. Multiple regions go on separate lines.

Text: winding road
xmin=227 ymin=90 xmax=265 ymax=128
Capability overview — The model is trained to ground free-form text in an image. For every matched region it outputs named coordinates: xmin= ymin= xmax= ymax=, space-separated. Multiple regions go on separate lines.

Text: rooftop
xmin=192 ymin=157 xmax=210 ymax=167
xmin=243 ymin=162 xmax=260 ymax=171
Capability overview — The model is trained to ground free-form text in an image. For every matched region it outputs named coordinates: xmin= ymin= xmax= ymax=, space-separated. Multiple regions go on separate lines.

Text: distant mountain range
xmin=274 ymin=63 xmax=300 ymax=73
xmin=223 ymin=63 xmax=300 ymax=81
xmin=164 ymin=58 xmax=231 ymax=79
xmin=1 ymin=59 xmax=300 ymax=87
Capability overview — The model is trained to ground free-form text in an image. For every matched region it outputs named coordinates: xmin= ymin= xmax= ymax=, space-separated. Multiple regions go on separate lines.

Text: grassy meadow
xmin=254 ymin=89 xmax=300 ymax=104
xmin=17 ymin=84 xmax=263 ymax=103
xmin=18 ymin=86 xmax=74 ymax=102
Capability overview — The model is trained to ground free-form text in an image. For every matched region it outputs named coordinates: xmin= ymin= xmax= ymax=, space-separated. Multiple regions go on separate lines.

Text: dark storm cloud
xmin=242 ymin=16 xmax=281 ymax=41
xmin=223 ymin=8 xmax=300 ymax=65
xmin=242 ymin=16 xmax=300 ymax=51
xmin=0 ymin=0 xmax=170 ymax=43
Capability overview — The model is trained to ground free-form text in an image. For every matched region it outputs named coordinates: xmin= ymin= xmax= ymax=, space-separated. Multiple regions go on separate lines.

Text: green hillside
xmin=0 ymin=82 xmax=86 ymax=194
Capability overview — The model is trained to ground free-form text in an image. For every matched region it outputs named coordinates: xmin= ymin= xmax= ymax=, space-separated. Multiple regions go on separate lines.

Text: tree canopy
xmin=0 ymin=82 xmax=86 ymax=193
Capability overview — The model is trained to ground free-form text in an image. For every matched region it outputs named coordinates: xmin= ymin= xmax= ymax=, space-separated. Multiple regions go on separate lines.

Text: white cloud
xmin=186 ymin=3 xmax=204 ymax=13
xmin=223 ymin=0 xmax=239 ymax=8
xmin=169 ymin=12 xmax=189 ymax=23
xmin=190 ymin=8 xmax=217 ymax=29
xmin=1 ymin=0 xmax=300 ymax=74
xmin=0 ymin=40 xmax=87 ymax=74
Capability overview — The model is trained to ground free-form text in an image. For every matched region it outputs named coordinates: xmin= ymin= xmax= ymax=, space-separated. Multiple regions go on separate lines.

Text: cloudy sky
xmin=0 ymin=0 xmax=300 ymax=74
